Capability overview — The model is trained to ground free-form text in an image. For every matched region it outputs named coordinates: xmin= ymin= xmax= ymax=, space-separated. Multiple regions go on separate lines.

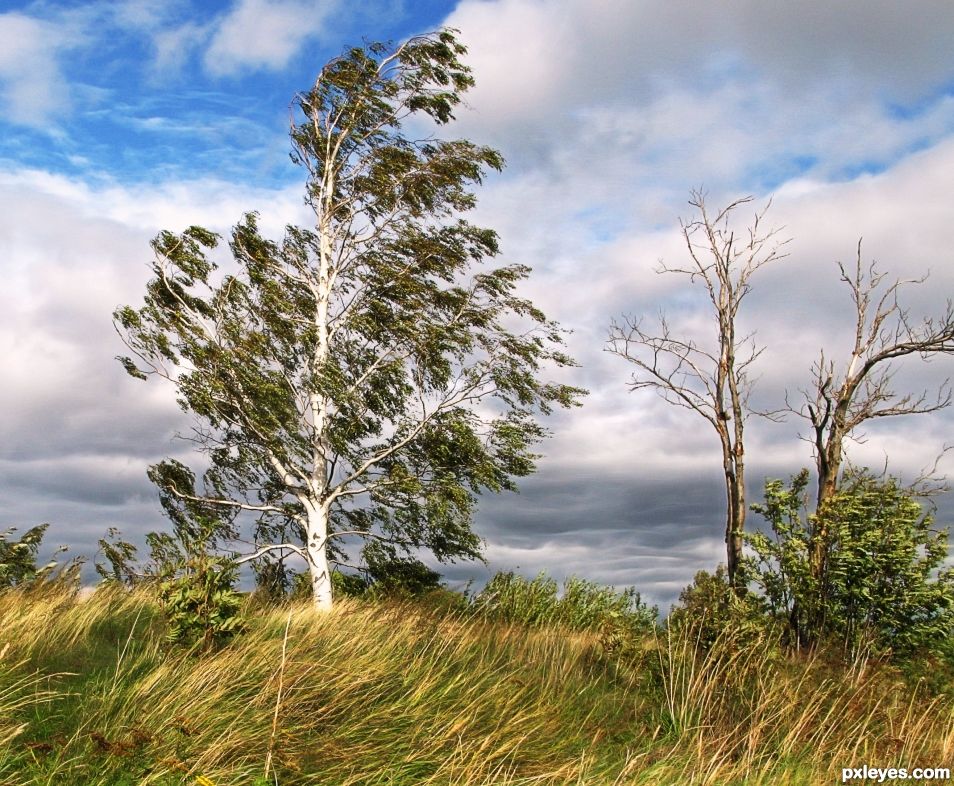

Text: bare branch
xmin=165 ymin=484 xmax=293 ymax=517
xmin=236 ymin=543 xmax=308 ymax=565
xmin=608 ymin=192 xmax=787 ymax=588
xmin=910 ymin=443 xmax=954 ymax=498
xmin=783 ymin=241 xmax=954 ymax=590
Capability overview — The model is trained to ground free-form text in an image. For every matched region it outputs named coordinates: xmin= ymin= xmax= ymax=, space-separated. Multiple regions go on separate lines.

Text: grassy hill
xmin=0 ymin=583 xmax=951 ymax=785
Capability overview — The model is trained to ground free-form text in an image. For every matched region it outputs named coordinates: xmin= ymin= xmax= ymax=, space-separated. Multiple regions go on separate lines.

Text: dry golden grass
xmin=0 ymin=584 xmax=949 ymax=785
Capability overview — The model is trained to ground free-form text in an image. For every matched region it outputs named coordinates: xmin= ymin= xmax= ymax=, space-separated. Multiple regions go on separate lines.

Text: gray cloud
xmin=2 ymin=0 xmax=954 ymax=607
xmin=449 ymin=0 xmax=954 ymax=124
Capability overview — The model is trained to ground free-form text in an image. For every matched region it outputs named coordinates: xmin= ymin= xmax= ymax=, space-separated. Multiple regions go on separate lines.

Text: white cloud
xmin=152 ymin=21 xmax=210 ymax=75
xmin=448 ymin=0 xmax=954 ymax=125
xmin=0 ymin=166 xmax=308 ymax=463
xmin=110 ymin=0 xmax=188 ymax=31
xmin=0 ymin=12 xmax=72 ymax=126
xmin=204 ymin=0 xmax=337 ymax=77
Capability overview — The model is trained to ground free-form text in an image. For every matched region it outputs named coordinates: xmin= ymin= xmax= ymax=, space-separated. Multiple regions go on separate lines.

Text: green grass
xmin=0 ymin=583 xmax=951 ymax=785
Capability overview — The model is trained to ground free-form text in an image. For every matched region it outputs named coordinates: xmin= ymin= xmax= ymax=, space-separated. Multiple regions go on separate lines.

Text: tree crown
xmin=115 ymin=31 xmax=584 ymax=588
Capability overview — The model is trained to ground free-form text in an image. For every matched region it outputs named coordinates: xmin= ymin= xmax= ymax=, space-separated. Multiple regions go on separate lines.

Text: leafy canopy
xmin=114 ymin=30 xmax=584 ymax=584
xmin=0 ymin=525 xmax=74 ymax=589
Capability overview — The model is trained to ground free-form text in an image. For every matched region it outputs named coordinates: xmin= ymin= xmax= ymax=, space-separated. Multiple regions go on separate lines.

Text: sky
xmin=2 ymin=0 xmax=954 ymax=610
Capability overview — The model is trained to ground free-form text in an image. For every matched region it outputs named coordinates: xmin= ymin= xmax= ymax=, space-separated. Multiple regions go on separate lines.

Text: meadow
xmin=0 ymin=579 xmax=951 ymax=785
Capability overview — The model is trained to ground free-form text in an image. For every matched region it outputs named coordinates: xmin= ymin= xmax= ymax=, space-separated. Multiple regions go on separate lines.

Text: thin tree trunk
xmin=811 ymin=421 xmax=844 ymax=589
xmin=719 ymin=417 xmax=746 ymax=593
xmin=724 ymin=475 xmax=742 ymax=586
xmin=723 ymin=464 xmax=746 ymax=594
xmin=607 ymin=194 xmax=787 ymax=600
xmin=816 ymin=447 xmax=841 ymax=508
xmin=305 ymin=501 xmax=333 ymax=610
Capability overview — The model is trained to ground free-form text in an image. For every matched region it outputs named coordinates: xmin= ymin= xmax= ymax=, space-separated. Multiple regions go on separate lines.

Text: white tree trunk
xmin=305 ymin=500 xmax=333 ymax=610
xmin=307 ymin=166 xmax=334 ymax=613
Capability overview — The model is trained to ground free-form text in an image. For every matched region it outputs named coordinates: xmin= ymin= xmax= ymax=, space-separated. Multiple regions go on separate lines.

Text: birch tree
xmin=794 ymin=243 xmax=954 ymax=581
xmin=608 ymin=193 xmax=787 ymax=590
xmin=115 ymin=31 xmax=583 ymax=610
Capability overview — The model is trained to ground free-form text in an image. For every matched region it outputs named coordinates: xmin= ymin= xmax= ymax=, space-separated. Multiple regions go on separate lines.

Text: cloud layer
xmin=1 ymin=0 xmax=953 ymax=607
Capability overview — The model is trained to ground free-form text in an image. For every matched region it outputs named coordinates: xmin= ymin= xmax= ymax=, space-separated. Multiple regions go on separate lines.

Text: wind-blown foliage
xmin=3 ymin=584 xmax=951 ymax=784
xmin=470 ymin=571 xmax=658 ymax=635
xmin=749 ymin=468 xmax=954 ymax=659
xmin=0 ymin=525 xmax=70 ymax=589
xmin=143 ymin=473 xmax=246 ymax=650
xmin=115 ymin=30 xmax=584 ymax=608
xmin=0 ymin=526 xmax=47 ymax=587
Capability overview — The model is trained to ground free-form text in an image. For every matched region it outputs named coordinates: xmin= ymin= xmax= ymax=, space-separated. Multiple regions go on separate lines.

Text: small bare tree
xmin=608 ymin=192 xmax=788 ymax=590
xmin=794 ymin=242 xmax=954 ymax=578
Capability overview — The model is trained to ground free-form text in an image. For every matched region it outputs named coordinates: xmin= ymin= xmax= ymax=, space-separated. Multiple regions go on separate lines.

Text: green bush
xmin=248 ymin=555 xmax=295 ymax=604
xmin=748 ymin=468 xmax=954 ymax=663
xmin=471 ymin=571 xmax=560 ymax=626
xmin=141 ymin=476 xmax=245 ymax=649
xmin=0 ymin=525 xmax=50 ymax=587
xmin=287 ymin=556 xmax=444 ymax=605
xmin=666 ymin=566 xmax=777 ymax=651
xmin=362 ymin=543 xmax=444 ymax=599
xmin=94 ymin=527 xmax=140 ymax=586
xmin=92 ymin=518 xmax=243 ymax=650
xmin=157 ymin=554 xmax=244 ymax=651
xmin=0 ymin=524 xmax=76 ymax=590
xmin=286 ymin=555 xmax=446 ymax=605
xmin=331 ymin=569 xmax=371 ymax=598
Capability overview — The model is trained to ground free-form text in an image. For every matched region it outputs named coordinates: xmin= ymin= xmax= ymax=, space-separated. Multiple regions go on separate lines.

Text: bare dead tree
xmin=608 ymin=191 xmax=789 ymax=590
xmin=794 ymin=241 xmax=954 ymax=579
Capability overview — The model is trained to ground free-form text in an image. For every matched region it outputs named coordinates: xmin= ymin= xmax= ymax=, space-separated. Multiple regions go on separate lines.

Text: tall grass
xmin=0 ymin=583 xmax=950 ymax=785
xmin=469 ymin=571 xmax=657 ymax=634
xmin=631 ymin=623 xmax=954 ymax=784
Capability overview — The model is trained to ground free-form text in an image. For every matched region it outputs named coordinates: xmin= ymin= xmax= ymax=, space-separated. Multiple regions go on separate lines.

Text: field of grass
xmin=0 ymin=583 xmax=951 ymax=785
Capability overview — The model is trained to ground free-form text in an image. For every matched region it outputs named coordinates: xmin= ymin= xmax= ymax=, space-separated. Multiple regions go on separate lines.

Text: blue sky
xmin=0 ymin=1 xmax=452 ymax=184
xmin=3 ymin=0 xmax=954 ymax=607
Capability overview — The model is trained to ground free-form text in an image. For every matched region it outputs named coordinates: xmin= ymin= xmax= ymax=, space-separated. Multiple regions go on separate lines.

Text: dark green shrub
xmin=0 ymin=525 xmax=50 ymax=587
xmin=413 ymin=586 xmax=470 ymax=615
xmin=144 ymin=466 xmax=246 ymax=650
xmin=363 ymin=546 xmax=443 ymax=599
xmin=250 ymin=555 xmax=294 ymax=604
xmin=158 ymin=554 xmax=244 ymax=651
xmin=94 ymin=527 xmax=140 ymax=586
xmin=0 ymin=524 xmax=76 ymax=590
xmin=288 ymin=553 xmax=442 ymax=603
xmin=666 ymin=566 xmax=776 ymax=651
xmin=331 ymin=569 xmax=371 ymax=598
